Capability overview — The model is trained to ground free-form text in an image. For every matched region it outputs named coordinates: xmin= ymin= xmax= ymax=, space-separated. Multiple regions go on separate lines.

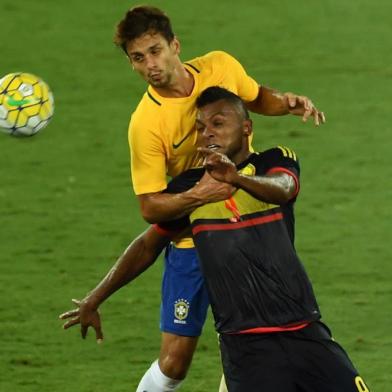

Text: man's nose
xmin=202 ymin=125 xmax=215 ymax=139
xmin=145 ymin=55 xmax=156 ymax=70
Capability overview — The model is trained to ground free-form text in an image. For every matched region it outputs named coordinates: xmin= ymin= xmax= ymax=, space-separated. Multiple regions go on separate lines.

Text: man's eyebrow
xmin=129 ymin=44 xmax=162 ymax=56
xmin=197 ymin=110 xmax=232 ymax=121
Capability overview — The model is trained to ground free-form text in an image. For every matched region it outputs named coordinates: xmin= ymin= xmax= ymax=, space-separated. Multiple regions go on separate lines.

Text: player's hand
xmin=284 ymin=92 xmax=326 ymax=126
xmin=192 ymin=171 xmax=236 ymax=203
xmin=198 ymin=148 xmax=239 ymax=184
xmin=59 ymin=298 xmax=103 ymax=343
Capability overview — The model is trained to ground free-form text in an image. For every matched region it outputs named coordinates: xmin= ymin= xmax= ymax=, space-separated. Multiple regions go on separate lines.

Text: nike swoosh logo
xmin=172 ymin=130 xmax=193 ymax=149
xmin=7 ymin=96 xmax=39 ymax=107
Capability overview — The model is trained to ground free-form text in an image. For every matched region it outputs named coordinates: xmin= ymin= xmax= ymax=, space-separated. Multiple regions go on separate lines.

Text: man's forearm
xmin=138 ymin=174 xmax=234 ymax=223
xmin=84 ymin=228 xmax=169 ymax=309
xmin=138 ymin=190 xmax=204 ymax=224
xmin=232 ymin=172 xmax=296 ymax=205
xmin=246 ymin=86 xmax=290 ymax=116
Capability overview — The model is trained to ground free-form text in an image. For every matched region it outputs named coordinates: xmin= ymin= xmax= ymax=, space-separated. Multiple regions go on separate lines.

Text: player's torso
xmin=136 ymin=53 xmax=251 ymax=177
xmin=150 ymin=95 xmax=201 ymax=178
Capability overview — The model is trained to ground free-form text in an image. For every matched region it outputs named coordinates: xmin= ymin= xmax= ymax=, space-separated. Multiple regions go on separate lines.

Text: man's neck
xmin=232 ymin=150 xmax=252 ymax=167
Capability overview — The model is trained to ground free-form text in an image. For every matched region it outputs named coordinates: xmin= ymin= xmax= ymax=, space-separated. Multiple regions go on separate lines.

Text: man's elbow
xmin=138 ymin=194 xmax=161 ymax=223
xmin=140 ymin=206 xmax=157 ymax=224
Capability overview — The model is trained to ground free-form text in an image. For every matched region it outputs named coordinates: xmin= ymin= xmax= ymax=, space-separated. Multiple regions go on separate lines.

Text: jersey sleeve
xmin=128 ymin=114 xmax=167 ymax=195
xmin=257 ymin=147 xmax=301 ymax=197
xmin=219 ymin=51 xmax=259 ymax=102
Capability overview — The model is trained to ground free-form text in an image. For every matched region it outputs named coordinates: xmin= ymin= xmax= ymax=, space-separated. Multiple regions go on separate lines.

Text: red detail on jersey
xmin=192 ymin=212 xmax=283 ymax=235
xmin=152 ymin=223 xmax=178 ymax=238
xmin=224 ymin=197 xmax=241 ymax=222
xmin=234 ymin=322 xmax=309 ymax=334
xmin=266 ymin=166 xmax=300 ymax=196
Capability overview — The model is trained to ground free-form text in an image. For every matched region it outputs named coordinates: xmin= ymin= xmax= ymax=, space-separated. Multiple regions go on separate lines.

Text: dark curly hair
xmin=114 ymin=6 xmax=175 ymax=55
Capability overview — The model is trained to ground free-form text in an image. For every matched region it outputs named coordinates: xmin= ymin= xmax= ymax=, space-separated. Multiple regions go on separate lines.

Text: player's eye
xmin=132 ymin=55 xmax=144 ymax=63
xmin=196 ymin=122 xmax=205 ymax=132
xmin=151 ymin=47 xmax=162 ymax=55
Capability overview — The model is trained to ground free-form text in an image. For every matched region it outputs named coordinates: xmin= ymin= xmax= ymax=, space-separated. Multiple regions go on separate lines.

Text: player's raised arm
xmin=199 ymin=148 xmax=297 ymax=205
xmin=59 ymin=226 xmax=170 ymax=342
xmin=246 ymin=85 xmax=326 ymax=126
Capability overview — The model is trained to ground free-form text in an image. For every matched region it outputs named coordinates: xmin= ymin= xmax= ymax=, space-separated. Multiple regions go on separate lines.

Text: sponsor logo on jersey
xmin=172 ymin=131 xmax=193 ymax=149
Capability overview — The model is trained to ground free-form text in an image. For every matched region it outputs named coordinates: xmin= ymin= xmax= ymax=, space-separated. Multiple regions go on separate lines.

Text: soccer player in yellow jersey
xmin=61 ymin=5 xmax=325 ymax=392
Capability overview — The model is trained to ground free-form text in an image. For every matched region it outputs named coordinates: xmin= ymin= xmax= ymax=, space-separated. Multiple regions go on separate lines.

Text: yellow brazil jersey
xmin=129 ymin=50 xmax=259 ymax=247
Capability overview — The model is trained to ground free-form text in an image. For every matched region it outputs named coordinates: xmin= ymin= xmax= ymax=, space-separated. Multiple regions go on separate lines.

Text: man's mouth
xmin=149 ymin=72 xmax=161 ymax=79
xmin=206 ymin=144 xmax=220 ymax=151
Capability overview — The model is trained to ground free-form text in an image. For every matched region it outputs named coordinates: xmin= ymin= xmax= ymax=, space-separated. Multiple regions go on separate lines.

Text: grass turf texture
xmin=0 ymin=0 xmax=391 ymax=390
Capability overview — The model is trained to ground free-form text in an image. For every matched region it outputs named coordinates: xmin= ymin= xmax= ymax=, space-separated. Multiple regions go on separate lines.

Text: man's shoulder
xmin=251 ymin=147 xmax=300 ymax=173
xmin=130 ymin=91 xmax=163 ymax=130
xmin=256 ymin=146 xmax=299 ymax=162
xmin=186 ymin=50 xmax=234 ymax=70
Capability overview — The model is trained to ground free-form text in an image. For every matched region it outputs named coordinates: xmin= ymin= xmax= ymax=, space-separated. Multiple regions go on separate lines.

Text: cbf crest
xmin=174 ymin=299 xmax=190 ymax=324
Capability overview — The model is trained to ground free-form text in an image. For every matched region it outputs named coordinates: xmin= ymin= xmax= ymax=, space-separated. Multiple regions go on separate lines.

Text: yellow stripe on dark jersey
xmin=277 ymin=146 xmax=297 ymax=161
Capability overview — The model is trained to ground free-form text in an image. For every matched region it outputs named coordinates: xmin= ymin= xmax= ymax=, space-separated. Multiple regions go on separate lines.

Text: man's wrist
xmin=82 ymin=294 xmax=101 ymax=310
xmin=230 ymin=172 xmax=245 ymax=188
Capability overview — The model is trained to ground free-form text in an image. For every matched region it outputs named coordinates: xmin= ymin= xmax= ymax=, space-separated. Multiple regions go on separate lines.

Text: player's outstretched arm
xmin=59 ymin=226 xmax=169 ymax=342
xmin=246 ymin=86 xmax=326 ymax=126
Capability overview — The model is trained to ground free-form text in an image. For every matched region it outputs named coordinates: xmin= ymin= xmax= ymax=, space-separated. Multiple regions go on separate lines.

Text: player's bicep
xmin=265 ymin=171 xmax=298 ymax=200
xmin=257 ymin=147 xmax=301 ymax=198
xmin=129 ymin=125 xmax=167 ymax=195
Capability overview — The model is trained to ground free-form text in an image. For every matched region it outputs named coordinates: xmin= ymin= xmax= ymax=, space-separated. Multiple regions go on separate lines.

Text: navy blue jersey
xmin=161 ymin=148 xmax=320 ymax=333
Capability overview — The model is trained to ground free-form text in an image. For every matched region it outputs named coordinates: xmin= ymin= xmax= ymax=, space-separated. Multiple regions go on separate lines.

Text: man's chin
xmin=149 ymin=78 xmax=167 ymax=88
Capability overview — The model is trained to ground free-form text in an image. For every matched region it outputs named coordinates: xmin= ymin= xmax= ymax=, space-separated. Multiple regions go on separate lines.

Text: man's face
xmin=195 ymin=99 xmax=251 ymax=164
xmin=126 ymin=32 xmax=180 ymax=88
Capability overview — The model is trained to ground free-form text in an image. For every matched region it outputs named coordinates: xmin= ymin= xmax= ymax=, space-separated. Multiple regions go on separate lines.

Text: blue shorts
xmin=160 ymin=245 xmax=209 ymax=337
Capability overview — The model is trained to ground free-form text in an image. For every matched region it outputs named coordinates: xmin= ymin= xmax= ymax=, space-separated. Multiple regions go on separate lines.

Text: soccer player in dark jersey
xmin=157 ymin=86 xmax=370 ymax=391
xmin=60 ymin=86 xmax=369 ymax=391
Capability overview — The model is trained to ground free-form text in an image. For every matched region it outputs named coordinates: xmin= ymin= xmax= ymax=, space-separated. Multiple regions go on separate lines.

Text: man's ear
xmin=243 ymin=119 xmax=253 ymax=136
xmin=171 ymin=36 xmax=180 ymax=55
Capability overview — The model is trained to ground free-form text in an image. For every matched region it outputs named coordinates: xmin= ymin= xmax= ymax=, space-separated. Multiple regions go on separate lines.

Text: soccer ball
xmin=0 ymin=72 xmax=54 ymax=137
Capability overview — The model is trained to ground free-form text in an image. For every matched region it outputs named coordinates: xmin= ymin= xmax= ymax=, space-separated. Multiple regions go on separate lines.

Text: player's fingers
xmin=285 ymin=92 xmax=296 ymax=108
xmin=197 ymin=147 xmax=213 ymax=155
xmin=302 ymin=109 xmax=312 ymax=123
xmin=95 ymin=326 xmax=104 ymax=343
xmin=81 ymin=324 xmax=89 ymax=339
xmin=313 ymin=110 xmax=320 ymax=126
xmin=320 ymin=111 xmax=326 ymax=123
xmin=300 ymin=97 xmax=313 ymax=112
xmin=59 ymin=309 xmax=79 ymax=319
xmin=63 ymin=317 xmax=80 ymax=330
xmin=72 ymin=298 xmax=81 ymax=306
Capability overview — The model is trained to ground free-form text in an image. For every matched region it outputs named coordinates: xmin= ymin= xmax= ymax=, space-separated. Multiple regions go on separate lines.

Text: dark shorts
xmin=219 ymin=321 xmax=370 ymax=392
xmin=160 ymin=245 xmax=209 ymax=337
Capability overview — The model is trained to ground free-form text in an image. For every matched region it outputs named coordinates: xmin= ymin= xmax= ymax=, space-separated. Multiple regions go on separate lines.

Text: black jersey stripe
xmin=147 ymin=91 xmax=162 ymax=106
xmin=184 ymin=63 xmax=200 ymax=73
xmin=192 ymin=212 xmax=283 ymax=235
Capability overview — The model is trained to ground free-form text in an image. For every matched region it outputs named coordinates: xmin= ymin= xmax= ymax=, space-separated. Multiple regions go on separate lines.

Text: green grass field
xmin=1 ymin=0 xmax=391 ymax=390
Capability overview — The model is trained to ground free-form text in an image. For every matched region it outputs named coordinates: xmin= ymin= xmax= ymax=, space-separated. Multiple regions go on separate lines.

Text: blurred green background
xmin=0 ymin=0 xmax=391 ymax=390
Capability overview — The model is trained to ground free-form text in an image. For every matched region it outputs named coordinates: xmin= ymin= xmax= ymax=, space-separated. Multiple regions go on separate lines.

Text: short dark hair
xmin=196 ymin=86 xmax=250 ymax=119
xmin=114 ymin=6 xmax=175 ymax=54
